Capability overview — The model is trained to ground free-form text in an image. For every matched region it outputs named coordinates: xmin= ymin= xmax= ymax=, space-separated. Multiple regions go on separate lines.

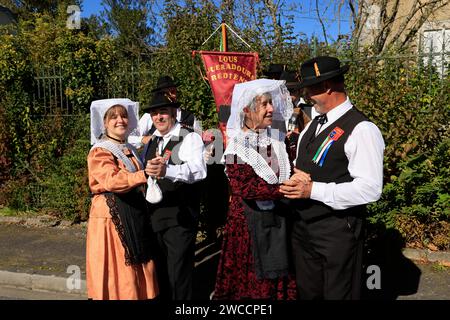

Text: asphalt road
xmin=0 ymin=222 xmax=448 ymax=300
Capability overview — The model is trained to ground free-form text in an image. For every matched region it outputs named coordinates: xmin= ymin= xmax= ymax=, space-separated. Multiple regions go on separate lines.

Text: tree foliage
xmin=101 ymin=0 xmax=158 ymax=59
xmin=0 ymin=9 xmax=113 ymax=220
xmin=0 ymin=0 xmax=81 ymax=19
xmin=343 ymin=51 xmax=450 ymax=249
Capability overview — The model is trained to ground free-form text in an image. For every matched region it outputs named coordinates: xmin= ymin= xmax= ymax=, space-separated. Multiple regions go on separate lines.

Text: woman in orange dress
xmin=87 ymin=99 xmax=159 ymax=300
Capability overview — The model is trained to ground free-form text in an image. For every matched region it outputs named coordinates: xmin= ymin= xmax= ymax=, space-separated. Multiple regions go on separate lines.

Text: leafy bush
xmin=36 ymin=115 xmax=91 ymax=222
xmin=38 ymin=138 xmax=91 ymax=222
xmin=0 ymin=33 xmax=34 ymax=179
xmin=0 ymin=11 xmax=114 ymax=221
xmin=345 ymin=56 xmax=448 ymax=177
xmin=368 ymin=137 xmax=450 ymax=249
xmin=0 ymin=102 xmax=12 ymax=184
xmin=337 ymin=50 xmax=450 ymax=249
xmin=0 ymin=114 xmax=91 ymax=221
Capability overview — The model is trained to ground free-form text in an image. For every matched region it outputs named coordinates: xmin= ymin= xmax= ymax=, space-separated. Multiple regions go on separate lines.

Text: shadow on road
xmin=193 ymin=239 xmax=221 ymax=300
xmin=362 ymin=225 xmax=422 ymax=300
xmin=191 ymin=224 xmax=424 ymax=301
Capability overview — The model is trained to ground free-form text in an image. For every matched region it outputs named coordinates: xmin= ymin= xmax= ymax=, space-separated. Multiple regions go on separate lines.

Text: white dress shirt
xmin=141 ymin=122 xmax=206 ymax=184
xmin=128 ymin=110 xmax=201 ymax=148
xmin=310 ymin=106 xmax=320 ymax=121
xmin=295 ymin=97 xmax=385 ymax=210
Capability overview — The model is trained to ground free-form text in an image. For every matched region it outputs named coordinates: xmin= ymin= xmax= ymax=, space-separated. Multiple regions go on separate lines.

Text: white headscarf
xmin=226 ymin=79 xmax=293 ymax=140
xmin=90 ymin=98 xmax=140 ymax=145
xmin=222 ymin=79 xmax=293 ymax=187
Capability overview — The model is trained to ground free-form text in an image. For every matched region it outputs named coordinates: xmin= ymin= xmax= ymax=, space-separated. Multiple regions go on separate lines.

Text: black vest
xmin=144 ymin=128 xmax=201 ymax=232
xmin=294 ymin=107 xmax=368 ymax=222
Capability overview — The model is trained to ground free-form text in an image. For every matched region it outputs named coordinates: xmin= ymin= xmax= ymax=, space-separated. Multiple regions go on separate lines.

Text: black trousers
xmin=291 ymin=214 xmax=364 ymax=300
xmin=155 ymin=224 xmax=197 ymax=300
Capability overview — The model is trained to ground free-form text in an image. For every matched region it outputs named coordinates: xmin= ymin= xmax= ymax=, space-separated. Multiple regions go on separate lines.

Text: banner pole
xmin=221 ymin=22 xmax=227 ymax=52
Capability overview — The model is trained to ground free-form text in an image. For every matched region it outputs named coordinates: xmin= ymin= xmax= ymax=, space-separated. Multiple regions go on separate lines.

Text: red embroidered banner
xmin=195 ymin=51 xmax=259 ymax=144
xmin=199 ymin=51 xmax=258 ymax=107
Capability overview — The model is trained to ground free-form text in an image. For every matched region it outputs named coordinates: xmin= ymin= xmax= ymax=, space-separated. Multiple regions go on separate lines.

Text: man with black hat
xmin=262 ymin=65 xmax=286 ymax=140
xmin=142 ymin=90 xmax=206 ymax=300
xmin=128 ymin=76 xmax=200 ymax=148
xmin=280 ymin=70 xmax=314 ymax=161
xmin=280 ymin=70 xmax=317 ymax=121
xmin=263 ymin=63 xmax=285 ymax=80
xmin=280 ymin=56 xmax=385 ymax=300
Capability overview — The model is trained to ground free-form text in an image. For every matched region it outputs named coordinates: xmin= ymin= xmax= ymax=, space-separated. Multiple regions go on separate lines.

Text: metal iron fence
xmin=32 ymin=50 xmax=449 ymax=116
xmin=33 ymin=66 xmax=72 ymax=115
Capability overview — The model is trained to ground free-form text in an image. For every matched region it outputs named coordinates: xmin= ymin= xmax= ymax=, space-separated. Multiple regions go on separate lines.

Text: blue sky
xmin=81 ymin=0 xmax=103 ymax=18
xmin=80 ymin=0 xmax=352 ymax=43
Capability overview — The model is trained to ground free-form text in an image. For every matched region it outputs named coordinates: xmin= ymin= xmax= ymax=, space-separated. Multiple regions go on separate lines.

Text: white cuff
xmin=310 ymin=181 xmax=326 ymax=202
xmin=164 ymin=164 xmax=176 ymax=182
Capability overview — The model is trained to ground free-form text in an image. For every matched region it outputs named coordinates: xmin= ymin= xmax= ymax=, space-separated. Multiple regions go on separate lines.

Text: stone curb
xmin=0 ymin=216 xmax=86 ymax=229
xmin=0 ymin=270 xmax=87 ymax=297
xmin=402 ymin=248 xmax=450 ymax=267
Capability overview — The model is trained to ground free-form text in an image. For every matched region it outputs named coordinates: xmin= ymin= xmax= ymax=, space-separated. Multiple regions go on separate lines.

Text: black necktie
xmin=315 ymin=113 xmax=328 ymax=136
xmin=316 ymin=113 xmax=328 ymax=125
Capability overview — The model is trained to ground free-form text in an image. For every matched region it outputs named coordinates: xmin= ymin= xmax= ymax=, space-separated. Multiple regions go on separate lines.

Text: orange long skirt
xmin=86 ymin=197 xmax=159 ymax=300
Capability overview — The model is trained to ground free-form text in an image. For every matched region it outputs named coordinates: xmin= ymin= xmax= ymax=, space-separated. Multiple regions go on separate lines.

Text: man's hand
xmin=279 ymin=178 xmax=312 ymax=199
xmin=203 ymin=144 xmax=214 ymax=162
xmin=291 ymin=168 xmax=311 ymax=184
xmin=145 ymin=156 xmax=166 ymax=178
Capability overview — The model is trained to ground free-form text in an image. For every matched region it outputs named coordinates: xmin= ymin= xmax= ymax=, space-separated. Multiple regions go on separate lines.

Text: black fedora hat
xmin=263 ymin=63 xmax=285 ymax=79
xmin=151 ymin=75 xmax=177 ymax=92
xmin=142 ymin=90 xmax=179 ymax=111
xmin=299 ymin=56 xmax=349 ymax=88
xmin=279 ymin=71 xmax=302 ymax=90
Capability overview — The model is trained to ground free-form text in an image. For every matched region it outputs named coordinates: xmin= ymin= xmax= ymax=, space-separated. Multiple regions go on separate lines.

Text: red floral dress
xmin=213 ymin=158 xmax=297 ymax=300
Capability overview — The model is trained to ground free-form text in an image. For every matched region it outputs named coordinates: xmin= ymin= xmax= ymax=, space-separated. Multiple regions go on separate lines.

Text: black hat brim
xmin=299 ymin=65 xmax=349 ymax=88
xmin=142 ymin=101 xmax=180 ymax=111
xmin=151 ymin=84 xmax=177 ymax=92
xmin=285 ymin=82 xmax=303 ymax=90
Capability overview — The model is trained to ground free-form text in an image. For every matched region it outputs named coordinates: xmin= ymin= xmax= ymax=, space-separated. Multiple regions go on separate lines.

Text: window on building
xmin=422 ymin=28 xmax=450 ymax=76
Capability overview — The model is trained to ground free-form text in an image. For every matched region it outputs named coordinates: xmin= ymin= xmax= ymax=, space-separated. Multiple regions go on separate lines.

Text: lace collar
xmin=91 ymin=140 xmax=143 ymax=172
xmin=240 ymin=128 xmax=272 ymax=148
xmin=222 ymin=129 xmax=291 ymax=184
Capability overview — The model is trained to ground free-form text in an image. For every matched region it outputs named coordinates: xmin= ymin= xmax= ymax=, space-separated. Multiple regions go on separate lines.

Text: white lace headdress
xmin=222 ymin=79 xmax=293 ymax=185
xmin=90 ymin=98 xmax=140 ymax=145
xmin=226 ymin=79 xmax=293 ymax=140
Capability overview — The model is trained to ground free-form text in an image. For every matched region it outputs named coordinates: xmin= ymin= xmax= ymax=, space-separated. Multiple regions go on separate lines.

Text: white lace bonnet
xmin=226 ymin=79 xmax=293 ymax=139
xmin=90 ymin=98 xmax=140 ymax=145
